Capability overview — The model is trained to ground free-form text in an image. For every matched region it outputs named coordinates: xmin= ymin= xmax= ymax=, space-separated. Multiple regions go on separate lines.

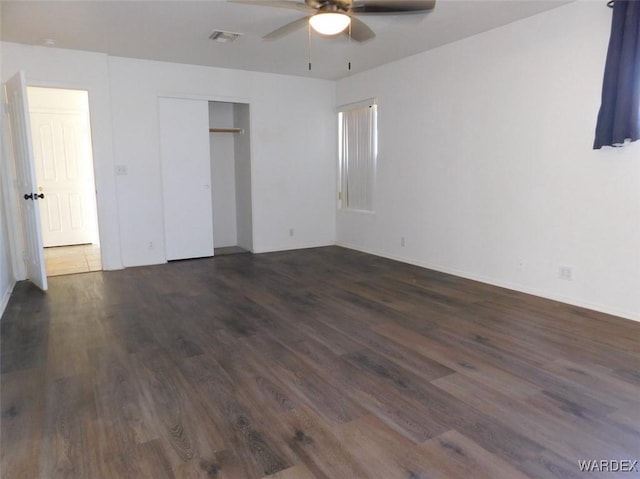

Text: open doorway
xmin=26 ymin=86 xmax=102 ymax=276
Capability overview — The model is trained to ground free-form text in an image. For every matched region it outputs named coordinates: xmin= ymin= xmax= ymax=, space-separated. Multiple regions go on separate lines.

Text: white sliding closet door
xmin=159 ymin=97 xmax=214 ymax=260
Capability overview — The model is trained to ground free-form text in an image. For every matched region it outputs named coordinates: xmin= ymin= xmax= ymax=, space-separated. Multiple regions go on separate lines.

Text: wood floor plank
xmin=89 ymin=345 xmax=159 ymax=458
xmin=0 ymin=369 xmax=46 ymax=479
xmin=519 ymin=450 xmax=600 ymax=479
xmin=244 ymin=333 xmax=366 ymax=426
xmin=130 ymin=348 xmax=226 ymax=477
xmin=607 ymin=405 xmax=640 ymax=436
xmin=1 ymin=246 xmax=638 ymax=478
xmin=298 ymin=306 xmax=455 ymax=382
xmin=432 ymin=372 xmax=634 ymax=463
xmin=374 ymin=321 xmax=542 ymax=398
xmin=541 ymin=358 xmax=640 ymax=411
xmin=416 ymin=429 xmax=532 ymax=479
xmin=105 ymin=439 xmax=177 ymax=479
xmin=38 ymin=374 xmax=102 ymax=479
xmin=427 ymin=326 xmax=639 ymax=420
xmin=272 ymin=406 xmax=371 ymax=479
xmin=524 ymin=390 xmax=640 ymax=457
xmin=176 ymin=352 xmax=298 ymax=478
xmin=46 ymin=314 xmax=94 ymax=379
xmin=0 ymin=310 xmax=49 ymax=374
xmin=471 ymin=299 xmax=640 ymax=367
xmin=261 ymin=463 xmax=317 ymax=479
xmin=330 ymin=414 xmax=424 ymax=479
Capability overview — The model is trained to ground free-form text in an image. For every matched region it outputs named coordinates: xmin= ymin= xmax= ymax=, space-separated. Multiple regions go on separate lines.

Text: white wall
xmin=108 ymin=56 xmax=335 ymax=265
xmin=336 ymin=1 xmax=640 ymax=321
xmin=2 ymin=42 xmax=337 ymax=270
xmin=209 ymin=102 xmax=238 ymax=248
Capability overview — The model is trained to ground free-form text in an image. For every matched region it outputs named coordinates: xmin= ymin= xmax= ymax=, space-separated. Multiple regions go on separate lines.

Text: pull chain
xmin=308 ymin=22 xmax=312 ymax=71
xmin=348 ymin=19 xmax=352 ymax=72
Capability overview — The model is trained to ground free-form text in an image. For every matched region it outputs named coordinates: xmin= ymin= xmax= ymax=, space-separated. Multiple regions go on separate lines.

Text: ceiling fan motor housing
xmin=306 ymin=0 xmax=353 ymax=12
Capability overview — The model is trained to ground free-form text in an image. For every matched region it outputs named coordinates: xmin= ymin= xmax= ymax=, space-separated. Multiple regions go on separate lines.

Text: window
xmin=338 ymin=99 xmax=378 ymax=212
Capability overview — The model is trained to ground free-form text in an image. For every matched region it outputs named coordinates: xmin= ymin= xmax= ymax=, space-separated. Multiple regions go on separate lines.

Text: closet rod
xmin=209 ymin=128 xmax=244 ymax=134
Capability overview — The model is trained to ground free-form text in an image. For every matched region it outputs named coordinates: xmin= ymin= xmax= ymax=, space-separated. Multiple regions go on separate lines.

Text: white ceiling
xmin=1 ymin=0 xmax=571 ymax=80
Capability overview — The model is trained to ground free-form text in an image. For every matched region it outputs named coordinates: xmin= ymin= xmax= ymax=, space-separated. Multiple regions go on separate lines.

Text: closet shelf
xmin=209 ymin=128 xmax=244 ymax=134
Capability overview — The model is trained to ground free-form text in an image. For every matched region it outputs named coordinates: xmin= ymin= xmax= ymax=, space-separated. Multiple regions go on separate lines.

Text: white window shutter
xmin=339 ymin=102 xmax=377 ymax=211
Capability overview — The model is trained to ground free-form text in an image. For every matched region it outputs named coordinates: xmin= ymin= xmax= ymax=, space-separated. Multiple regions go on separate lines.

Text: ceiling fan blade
xmin=231 ymin=0 xmax=313 ymax=13
xmin=351 ymin=0 xmax=435 ymax=13
xmin=347 ymin=17 xmax=375 ymax=42
xmin=263 ymin=16 xmax=310 ymax=40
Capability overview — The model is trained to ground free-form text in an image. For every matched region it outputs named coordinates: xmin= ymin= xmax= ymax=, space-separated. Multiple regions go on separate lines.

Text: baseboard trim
xmin=336 ymin=241 xmax=639 ymax=324
xmin=0 ymin=280 xmax=16 ymax=320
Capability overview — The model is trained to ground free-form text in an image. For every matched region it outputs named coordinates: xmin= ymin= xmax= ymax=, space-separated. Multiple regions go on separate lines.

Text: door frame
xmin=5 ymin=78 xmax=114 ymax=279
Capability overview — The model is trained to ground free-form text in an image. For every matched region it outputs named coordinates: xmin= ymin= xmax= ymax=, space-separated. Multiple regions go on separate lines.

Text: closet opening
xmin=209 ymin=101 xmax=253 ymax=256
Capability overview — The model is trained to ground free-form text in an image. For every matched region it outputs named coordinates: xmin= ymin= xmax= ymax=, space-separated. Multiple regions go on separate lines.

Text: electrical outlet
xmin=400 ymin=237 xmax=406 ymax=247
xmin=289 ymin=228 xmax=294 ymax=237
xmin=115 ymin=164 xmax=128 ymax=176
xmin=559 ymin=266 xmax=572 ymax=281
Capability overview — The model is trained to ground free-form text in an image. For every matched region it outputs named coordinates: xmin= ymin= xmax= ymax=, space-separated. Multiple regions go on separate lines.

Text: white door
xmin=4 ymin=71 xmax=48 ymax=291
xmin=30 ymin=97 xmax=97 ymax=247
xmin=159 ymin=97 xmax=214 ymax=261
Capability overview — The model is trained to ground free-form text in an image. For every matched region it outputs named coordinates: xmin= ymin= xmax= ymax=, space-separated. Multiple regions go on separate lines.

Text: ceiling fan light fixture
xmin=309 ymin=12 xmax=351 ymax=36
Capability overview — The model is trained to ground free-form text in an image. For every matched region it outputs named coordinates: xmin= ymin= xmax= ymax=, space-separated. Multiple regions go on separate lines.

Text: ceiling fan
xmin=233 ymin=0 xmax=436 ymax=42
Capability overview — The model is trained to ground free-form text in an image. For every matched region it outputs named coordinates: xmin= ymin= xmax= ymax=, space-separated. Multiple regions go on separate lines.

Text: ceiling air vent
xmin=209 ymin=30 xmax=243 ymax=43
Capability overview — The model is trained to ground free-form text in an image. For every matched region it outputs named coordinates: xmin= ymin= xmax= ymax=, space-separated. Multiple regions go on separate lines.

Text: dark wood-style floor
xmin=1 ymin=247 xmax=639 ymax=479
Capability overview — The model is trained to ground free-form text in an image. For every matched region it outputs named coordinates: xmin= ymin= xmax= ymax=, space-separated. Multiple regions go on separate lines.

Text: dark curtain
xmin=593 ymin=0 xmax=640 ymax=149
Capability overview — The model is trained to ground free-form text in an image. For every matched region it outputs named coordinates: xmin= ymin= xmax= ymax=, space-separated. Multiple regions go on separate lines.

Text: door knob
xmin=24 ymin=193 xmax=33 ymax=200
xmin=35 ymin=193 xmax=45 ymax=200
